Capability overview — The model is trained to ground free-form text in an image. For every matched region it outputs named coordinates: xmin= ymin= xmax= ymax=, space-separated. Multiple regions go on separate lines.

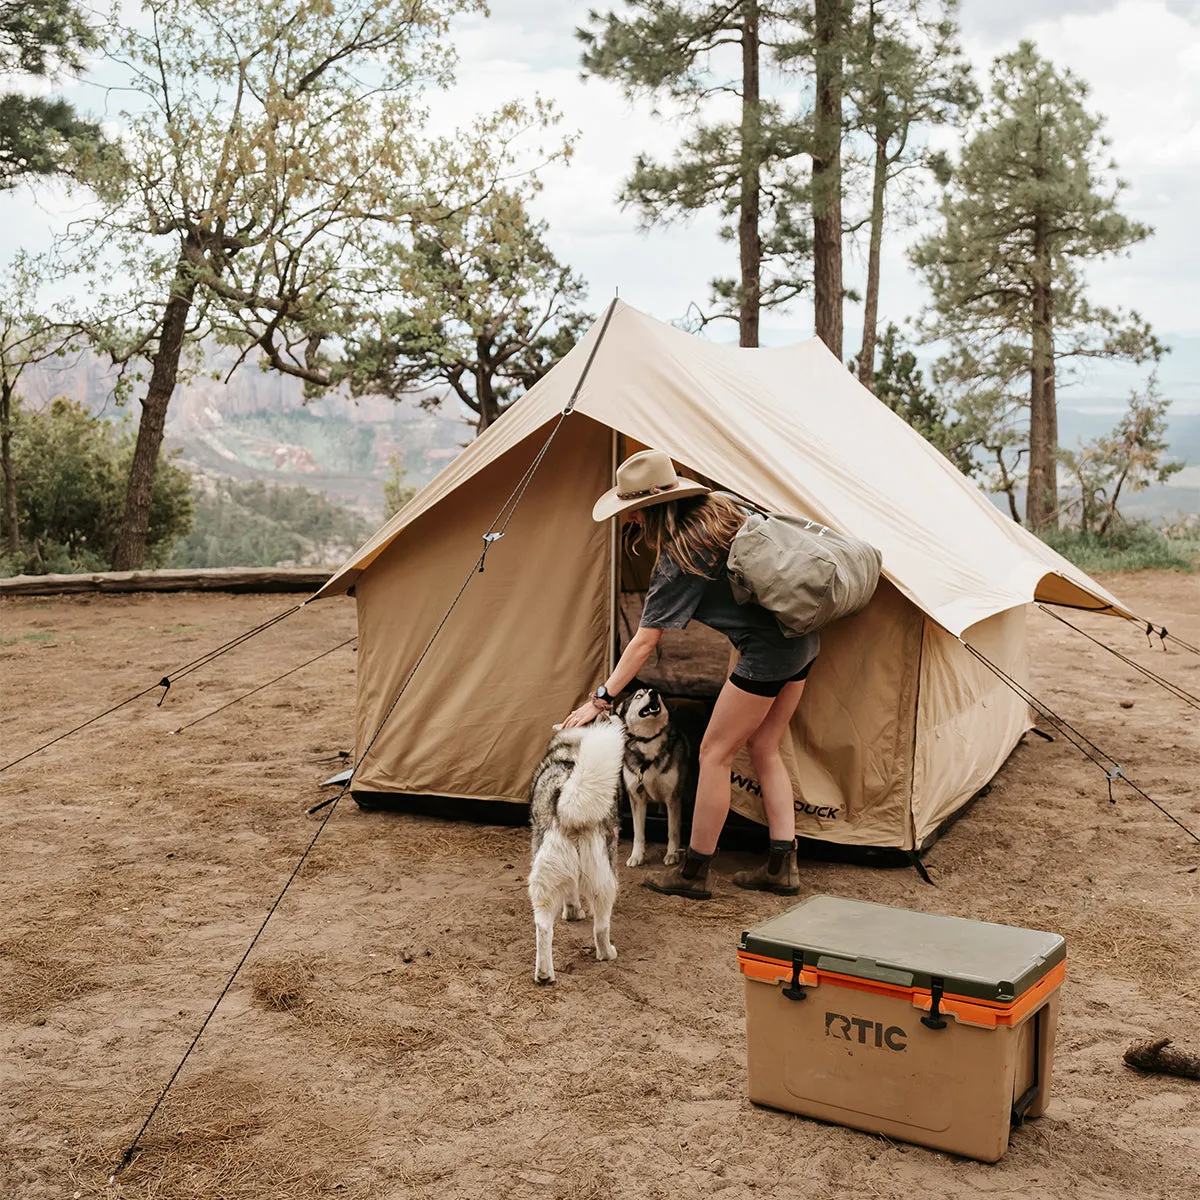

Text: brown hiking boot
xmin=733 ymin=838 xmax=801 ymax=895
xmin=643 ymin=847 xmax=713 ymax=900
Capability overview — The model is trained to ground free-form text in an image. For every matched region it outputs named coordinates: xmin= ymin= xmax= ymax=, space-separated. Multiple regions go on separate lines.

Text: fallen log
xmin=0 ymin=567 xmax=331 ymax=598
xmin=1124 ymin=1037 xmax=1200 ymax=1080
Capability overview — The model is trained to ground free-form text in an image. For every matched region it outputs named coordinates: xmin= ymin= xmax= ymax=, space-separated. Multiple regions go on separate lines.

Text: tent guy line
xmin=960 ymin=641 xmax=1200 ymax=846
xmin=1037 ymin=605 xmax=1200 ymax=712
xmin=0 ymin=600 xmax=306 ymax=774
xmin=112 ymin=296 xmax=622 ymax=1176
xmin=112 ymin=778 xmax=346 ymax=1180
xmin=167 ymin=635 xmax=359 ymax=735
xmin=1148 ymin=624 xmax=1200 ymax=657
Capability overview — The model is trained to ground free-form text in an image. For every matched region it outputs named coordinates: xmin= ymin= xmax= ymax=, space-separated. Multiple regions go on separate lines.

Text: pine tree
xmin=911 ymin=42 xmax=1160 ymax=530
xmin=0 ymin=1 xmax=101 ymax=187
xmin=579 ymin=2 xmax=808 ymax=347
xmin=843 ymin=0 xmax=976 ymax=389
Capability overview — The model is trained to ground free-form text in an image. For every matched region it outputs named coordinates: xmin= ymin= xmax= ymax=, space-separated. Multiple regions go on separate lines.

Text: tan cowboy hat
xmin=591 ymin=449 xmax=710 ymax=523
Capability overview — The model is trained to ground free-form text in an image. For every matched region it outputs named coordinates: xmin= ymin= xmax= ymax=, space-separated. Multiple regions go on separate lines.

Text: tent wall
xmin=353 ymin=417 xmax=612 ymax=802
xmin=728 ymin=581 xmax=925 ymax=849
xmin=911 ymin=607 xmax=1031 ymax=847
xmin=346 ymin=402 xmax=1039 ymax=852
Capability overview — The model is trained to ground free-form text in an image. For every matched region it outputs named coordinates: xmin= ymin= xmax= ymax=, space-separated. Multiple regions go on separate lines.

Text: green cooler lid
xmin=739 ymin=895 xmax=1065 ymax=1003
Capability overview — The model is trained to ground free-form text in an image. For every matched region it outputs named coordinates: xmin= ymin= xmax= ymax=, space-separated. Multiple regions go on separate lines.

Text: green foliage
xmin=842 ymin=0 xmax=977 ymax=380
xmin=1039 ymin=523 xmax=1197 ymax=575
xmin=862 ymin=323 xmax=975 ymax=474
xmin=0 ymin=0 xmax=102 ymax=187
xmin=1058 ymin=375 xmax=1184 ymax=534
xmin=169 ymin=478 xmax=373 ymax=569
xmin=382 ymin=459 xmax=418 ymax=521
xmin=56 ymin=0 xmax=555 ymax=567
xmin=0 ymin=257 xmax=90 ymax=555
xmin=66 ymin=0 xmax=500 ymax=384
xmin=913 ymin=42 xmax=1158 ymax=343
xmin=336 ymin=188 xmax=590 ymax=433
xmin=911 ymin=41 xmax=1162 ymax=525
xmin=0 ymin=397 xmax=193 ymax=574
xmin=579 ymin=2 xmax=810 ymax=336
xmin=844 ymin=0 xmax=977 ymax=162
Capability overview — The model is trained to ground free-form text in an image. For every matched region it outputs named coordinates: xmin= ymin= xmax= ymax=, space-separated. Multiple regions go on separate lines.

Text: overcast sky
xmin=6 ymin=1 xmax=1199 ymax=389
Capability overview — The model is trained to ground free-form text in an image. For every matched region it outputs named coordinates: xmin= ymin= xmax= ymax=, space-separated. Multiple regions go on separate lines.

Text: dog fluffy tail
xmin=555 ymin=722 xmax=624 ymax=834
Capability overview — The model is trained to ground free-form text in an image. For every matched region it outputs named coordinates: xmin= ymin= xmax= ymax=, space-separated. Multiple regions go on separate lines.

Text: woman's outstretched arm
xmin=562 ymin=626 xmax=663 ymax=727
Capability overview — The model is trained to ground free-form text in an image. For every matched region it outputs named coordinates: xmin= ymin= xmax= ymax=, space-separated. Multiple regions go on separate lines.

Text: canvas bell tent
xmin=316 ymin=300 xmax=1131 ymax=852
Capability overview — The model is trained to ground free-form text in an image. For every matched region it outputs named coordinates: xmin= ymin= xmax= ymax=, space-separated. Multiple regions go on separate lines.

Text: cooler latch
xmin=921 ymin=977 xmax=948 ymax=1030
xmin=782 ymin=952 xmax=807 ymax=1002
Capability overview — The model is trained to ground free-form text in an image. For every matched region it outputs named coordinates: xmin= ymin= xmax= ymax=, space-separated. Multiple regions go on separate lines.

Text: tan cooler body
xmin=738 ymin=895 xmax=1066 ymax=1162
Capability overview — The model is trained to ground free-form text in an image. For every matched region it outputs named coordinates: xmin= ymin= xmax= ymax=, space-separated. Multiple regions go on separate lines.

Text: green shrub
xmin=1039 ymin=522 xmax=1198 ymax=573
xmin=169 ymin=477 xmax=372 ymax=568
xmin=2 ymin=398 xmax=194 ymax=574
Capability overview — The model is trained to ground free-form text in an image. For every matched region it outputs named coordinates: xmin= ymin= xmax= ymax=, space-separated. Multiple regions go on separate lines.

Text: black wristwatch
xmin=594 ymin=685 xmax=614 ymax=706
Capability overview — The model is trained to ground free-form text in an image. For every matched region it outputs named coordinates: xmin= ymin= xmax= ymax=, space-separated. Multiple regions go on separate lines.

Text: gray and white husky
xmin=618 ymin=687 xmax=692 ymax=869
xmin=528 ymin=719 xmax=625 ymax=986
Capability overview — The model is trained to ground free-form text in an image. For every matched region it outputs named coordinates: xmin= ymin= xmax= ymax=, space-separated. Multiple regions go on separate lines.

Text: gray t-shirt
xmin=639 ymin=549 xmax=820 ymax=682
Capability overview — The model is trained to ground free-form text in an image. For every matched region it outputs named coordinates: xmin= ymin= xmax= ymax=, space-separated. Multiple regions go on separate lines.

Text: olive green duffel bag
xmin=727 ymin=512 xmax=883 ymax=637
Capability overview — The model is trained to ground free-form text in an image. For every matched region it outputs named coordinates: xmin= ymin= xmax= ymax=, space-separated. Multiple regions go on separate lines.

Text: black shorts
xmin=728 ymin=659 xmax=815 ymax=698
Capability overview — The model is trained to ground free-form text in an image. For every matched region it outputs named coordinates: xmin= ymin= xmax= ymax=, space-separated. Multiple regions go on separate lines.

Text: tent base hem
xmin=350 ymin=790 xmax=952 ymax=866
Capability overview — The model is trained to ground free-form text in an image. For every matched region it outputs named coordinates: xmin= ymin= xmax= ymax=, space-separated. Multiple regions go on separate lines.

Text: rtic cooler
xmin=738 ymin=895 xmax=1065 ymax=1162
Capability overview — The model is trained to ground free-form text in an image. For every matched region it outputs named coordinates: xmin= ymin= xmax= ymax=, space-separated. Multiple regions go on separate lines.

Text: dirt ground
xmin=1 ymin=571 xmax=1198 ymax=1200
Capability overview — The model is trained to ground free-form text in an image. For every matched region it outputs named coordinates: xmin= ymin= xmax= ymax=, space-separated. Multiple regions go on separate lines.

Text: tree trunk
xmin=1026 ymin=214 xmax=1056 ymax=531
xmin=1 ymin=380 xmax=17 ymax=555
xmin=1045 ymin=285 xmax=1058 ymax=521
xmin=1098 ymin=464 xmax=1131 ymax=536
xmin=112 ymin=258 xmax=197 ymax=570
xmin=475 ymin=337 xmax=498 ymax=434
xmin=856 ymin=0 xmax=885 ymax=390
xmin=994 ymin=446 xmax=1020 ymax=521
xmin=857 ymin=127 xmax=888 ymax=389
xmin=738 ymin=0 xmax=761 ymax=348
xmin=813 ymin=0 xmax=845 ymax=360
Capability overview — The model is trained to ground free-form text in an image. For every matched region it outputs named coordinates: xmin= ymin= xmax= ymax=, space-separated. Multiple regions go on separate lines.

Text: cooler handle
xmin=1011 ymin=1009 xmax=1042 ymax=1124
xmin=815 ymin=954 xmax=914 ymax=988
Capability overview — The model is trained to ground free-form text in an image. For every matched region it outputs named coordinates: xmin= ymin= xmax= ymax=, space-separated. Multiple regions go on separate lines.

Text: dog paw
xmin=663 ymin=848 xmax=683 ymax=866
xmin=626 ymin=850 xmax=645 ymax=868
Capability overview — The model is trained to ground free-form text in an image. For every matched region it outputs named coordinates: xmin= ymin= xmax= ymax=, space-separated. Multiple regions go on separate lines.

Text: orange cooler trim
xmin=737 ymin=951 xmax=1066 ymax=1029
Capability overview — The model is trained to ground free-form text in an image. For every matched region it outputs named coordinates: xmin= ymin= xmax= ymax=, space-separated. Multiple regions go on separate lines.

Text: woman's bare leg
xmin=746 ymin=680 xmax=807 ymax=841
xmin=688 ymin=680 xmax=774 ymax=855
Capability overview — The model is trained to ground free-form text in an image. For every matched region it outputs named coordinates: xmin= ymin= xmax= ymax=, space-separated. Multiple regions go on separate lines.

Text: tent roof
xmin=316 ymin=300 xmax=1128 ymax=637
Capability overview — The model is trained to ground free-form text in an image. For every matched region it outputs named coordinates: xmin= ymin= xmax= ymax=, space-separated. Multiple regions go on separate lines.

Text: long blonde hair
xmin=627 ymin=493 xmax=747 ymax=576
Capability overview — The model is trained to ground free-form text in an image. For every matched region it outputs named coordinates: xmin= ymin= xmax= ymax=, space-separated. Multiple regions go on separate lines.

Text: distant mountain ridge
xmin=23 ymin=348 xmax=471 ymax=519
xmin=20 ymin=338 xmax=1198 ymax=526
